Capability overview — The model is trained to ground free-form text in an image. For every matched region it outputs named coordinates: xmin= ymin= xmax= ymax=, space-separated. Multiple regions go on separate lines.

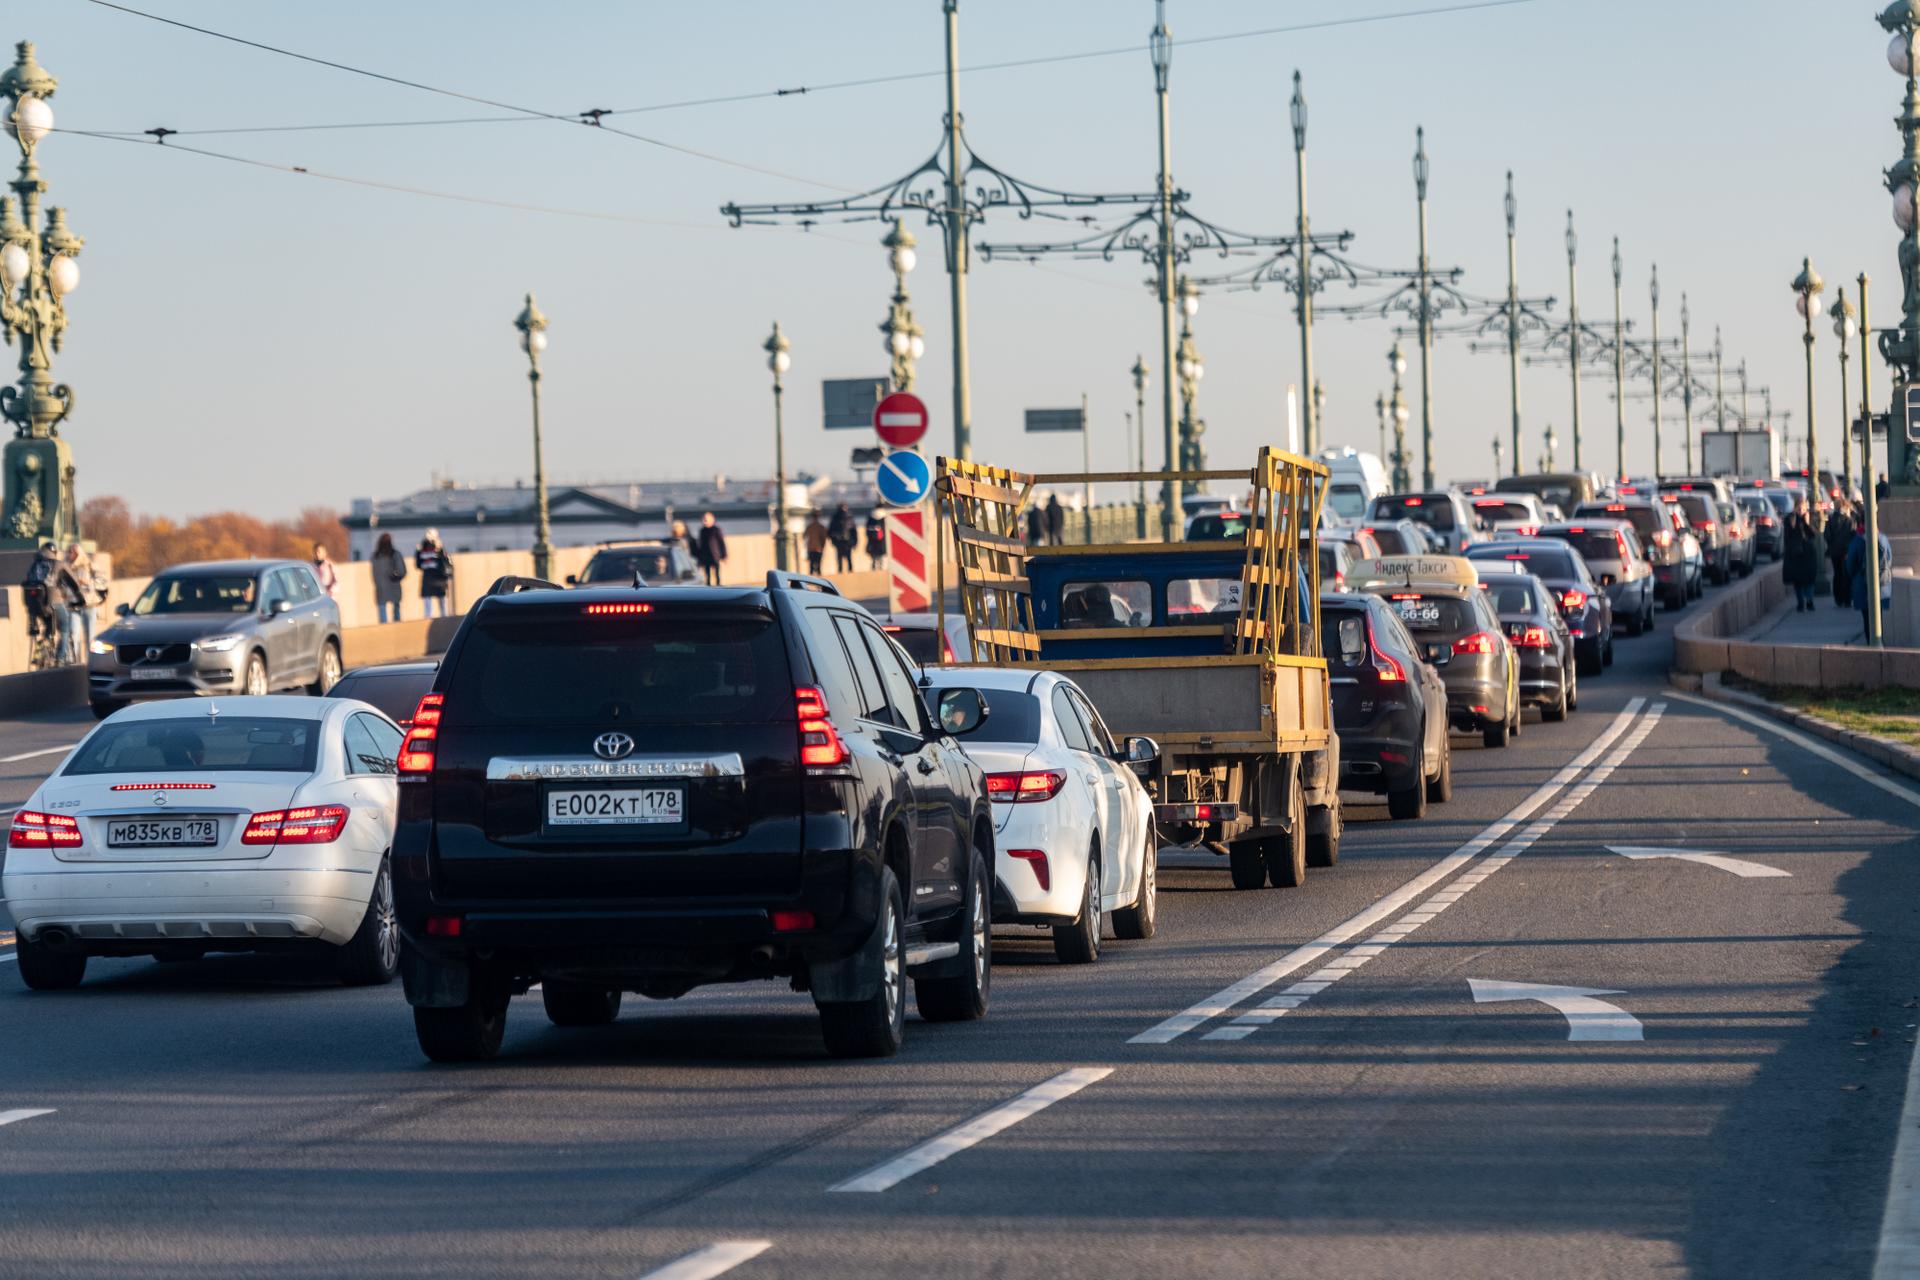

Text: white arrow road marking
xmin=830 ymin=1067 xmax=1112 ymax=1192
xmin=0 ymin=1109 xmax=55 ymax=1128
xmin=1608 ymin=846 xmax=1791 ymax=878
xmin=634 ymin=1241 xmax=772 ymax=1280
xmin=1468 ymin=979 xmax=1643 ymax=1041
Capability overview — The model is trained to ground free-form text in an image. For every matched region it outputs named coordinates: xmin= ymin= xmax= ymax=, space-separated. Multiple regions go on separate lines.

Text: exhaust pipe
xmin=35 ymin=927 xmax=73 ymax=949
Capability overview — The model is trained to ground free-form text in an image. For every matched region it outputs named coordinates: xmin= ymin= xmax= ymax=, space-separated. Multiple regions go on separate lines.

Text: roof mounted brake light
xmin=585 ymin=603 xmax=653 ymax=615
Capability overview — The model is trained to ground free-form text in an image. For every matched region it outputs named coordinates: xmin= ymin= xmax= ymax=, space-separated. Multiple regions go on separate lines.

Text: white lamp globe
xmin=1795 ymin=292 xmax=1816 ymax=320
xmin=520 ymin=328 xmax=547 ymax=355
xmin=1181 ymin=293 xmax=1199 ymax=319
xmin=1394 ymin=404 xmax=1410 ymax=425
xmin=908 ymin=334 xmax=925 ymax=360
xmin=1897 ymin=184 xmax=1916 ymax=233
xmin=888 ymin=330 xmax=910 ymax=357
xmin=769 ymin=349 xmax=791 ymax=375
xmin=46 ymin=253 xmax=77 ymax=296
xmin=0 ymin=241 xmax=28 ymax=287
xmin=1193 ymin=360 xmax=1206 ymax=381
xmin=890 ymin=245 xmax=917 ymax=276
xmin=7 ymin=96 xmax=52 ymax=147
xmin=1893 ymin=32 xmax=1913 ymax=76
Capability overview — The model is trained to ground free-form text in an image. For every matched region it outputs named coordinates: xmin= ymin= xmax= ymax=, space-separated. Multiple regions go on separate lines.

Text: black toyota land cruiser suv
xmin=391 ymin=572 xmax=996 ymax=1062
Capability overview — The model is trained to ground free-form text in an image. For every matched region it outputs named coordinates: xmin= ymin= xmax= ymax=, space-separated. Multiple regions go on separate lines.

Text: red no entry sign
xmin=874 ymin=391 xmax=929 ymax=447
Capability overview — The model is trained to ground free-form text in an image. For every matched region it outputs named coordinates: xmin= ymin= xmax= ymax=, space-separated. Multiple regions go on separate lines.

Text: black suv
xmin=391 ymin=573 xmax=995 ymax=1062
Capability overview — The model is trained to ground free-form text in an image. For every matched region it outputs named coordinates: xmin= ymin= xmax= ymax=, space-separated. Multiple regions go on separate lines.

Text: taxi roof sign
xmin=1348 ymin=555 xmax=1482 ymax=594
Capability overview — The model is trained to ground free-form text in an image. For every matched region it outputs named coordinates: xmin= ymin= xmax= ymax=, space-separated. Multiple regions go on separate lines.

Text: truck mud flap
xmin=808 ymin=903 xmax=888 ymax=1002
xmin=400 ymin=938 xmax=470 ymax=1009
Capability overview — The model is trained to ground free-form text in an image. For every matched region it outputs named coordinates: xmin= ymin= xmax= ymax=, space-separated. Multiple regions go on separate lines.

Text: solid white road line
xmin=1201 ymin=703 xmax=1667 ymax=1043
xmin=0 ymin=744 xmax=76 ymax=764
xmin=1608 ymin=846 xmax=1792 ymax=878
xmin=1670 ymin=692 xmax=1920 ymax=812
xmin=829 ymin=1067 xmax=1113 ymax=1193
xmin=1131 ymin=698 xmax=1649 ymax=1045
xmin=1468 ymin=979 xmax=1643 ymax=1042
xmin=635 ymin=1241 xmax=773 ymax=1280
xmin=0 ymin=1109 xmax=55 ymax=1128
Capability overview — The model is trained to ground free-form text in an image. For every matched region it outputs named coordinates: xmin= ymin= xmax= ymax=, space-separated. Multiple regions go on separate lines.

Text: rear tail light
xmin=1008 ymin=849 xmax=1051 ymax=891
xmin=1333 ymin=571 xmax=1347 ymax=592
xmin=425 ymin=914 xmax=463 ymax=938
xmin=1560 ymin=589 xmax=1588 ymax=611
xmin=1760 ymin=516 xmax=1777 ymax=527
xmin=398 ymin=694 xmax=443 ymax=774
xmin=942 ymin=637 xmax=956 ymax=663
xmin=9 ymin=810 xmax=81 ymax=849
xmin=986 ymin=770 xmax=1067 ymax=803
xmin=1652 ymin=530 xmax=1674 ymax=547
xmin=242 ymin=805 xmax=349 ymax=846
xmin=1452 ymin=631 xmax=1499 ymax=656
xmin=1370 ymin=631 xmax=1407 ymax=682
xmin=770 ymin=909 xmax=815 ymax=932
xmin=1699 ymin=521 xmax=1717 ymax=533
xmin=1515 ymin=625 xmax=1554 ymax=649
xmin=795 ymin=686 xmax=850 ymax=769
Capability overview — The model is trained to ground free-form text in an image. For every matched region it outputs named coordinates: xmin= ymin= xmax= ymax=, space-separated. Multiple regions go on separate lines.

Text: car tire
xmin=1578 ymin=644 xmax=1602 ymax=677
xmin=818 ymin=866 xmax=906 ymax=1057
xmin=413 ymin=982 xmax=509 ymax=1063
xmin=334 ymin=857 xmax=399 ymax=987
xmin=1426 ymin=736 xmax=1453 ymax=804
xmin=542 ymin=984 xmax=623 ymax=1027
xmin=88 ymin=699 xmax=122 ymax=721
xmin=1567 ymin=666 xmax=1580 ymax=711
xmin=1643 ymin=601 xmax=1656 ymax=632
xmin=243 ymin=651 xmax=269 ymax=697
xmin=1228 ymin=840 xmax=1267 ymax=890
xmin=1603 ymin=636 xmax=1615 ymax=667
xmin=1266 ymin=771 xmax=1308 ymax=889
xmin=1665 ymin=585 xmax=1685 ymax=611
xmin=308 ymin=640 xmax=342 ymax=696
xmin=1306 ymin=804 xmax=1342 ymax=869
xmin=1544 ymin=674 xmax=1569 ymax=722
xmin=1510 ymin=700 xmax=1523 ymax=737
xmin=917 ymin=849 xmax=991 ymax=1022
xmin=1112 ymin=834 xmax=1157 ymax=939
xmin=1483 ymin=715 xmax=1510 ymax=749
xmin=1388 ymin=741 xmax=1427 ymax=819
xmin=1052 ymin=850 xmax=1102 ymax=965
xmin=15 ymin=934 xmax=86 ymax=991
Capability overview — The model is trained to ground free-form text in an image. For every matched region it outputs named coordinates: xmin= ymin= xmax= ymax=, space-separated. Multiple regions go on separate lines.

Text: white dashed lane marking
xmin=634 ymin=1241 xmax=772 ymax=1280
xmin=0 ymin=1109 xmax=55 ymax=1129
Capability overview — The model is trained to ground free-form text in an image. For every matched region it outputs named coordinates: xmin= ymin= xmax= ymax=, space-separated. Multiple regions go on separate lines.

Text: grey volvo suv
xmin=88 ymin=559 xmax=343 ymax=719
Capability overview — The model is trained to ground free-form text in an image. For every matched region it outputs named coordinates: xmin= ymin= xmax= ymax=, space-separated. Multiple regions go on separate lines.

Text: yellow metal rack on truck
xmin=933 ymin=447 xmax=1340 ymax=890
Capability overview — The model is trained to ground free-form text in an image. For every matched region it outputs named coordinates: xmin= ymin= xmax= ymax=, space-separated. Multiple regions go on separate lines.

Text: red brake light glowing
xmin=1515 ymin=625 xmax=1554 ymax=649
xmin=1452 ymin=631 xmax=1499 ymax=656
xmin=985 ymin=770 xmax=1067 ymax=803
xmin=398 ymin=694 xmax=443 ymax=774
xmin=1699 ymin=521 xmax=1716 ymax=532
xmin=9 ymin=810 xmax=81 ymax=849
xmin=242 ymin=805 xmax=349 ymax=846
xmin=1561 ymin=589 xmax=1588 ymax=611
xmin=770 ymin=909 xmax=815 ymax=932
xmin=1604 ymin=503 xmax=1627 ymax=512
xmin=584 ymin=603 xmax=654 ymax=615
xmin=1008 ymin=849 xmax=1051 ymax=891
xmin=1370 ymin=630 xmax=1407 ymax=682
xmin=795 ymin=686 xmax=849 ymax=769
xmin=425 ymin=914 xmax=463 ymax=938
xmin=1403 ymin=497 xmax=1425 ymax=506
xmin=110 ymin=782 xmax=215 ymax=791
xmin=1505 ymin=553 xmax=1531 ymax=561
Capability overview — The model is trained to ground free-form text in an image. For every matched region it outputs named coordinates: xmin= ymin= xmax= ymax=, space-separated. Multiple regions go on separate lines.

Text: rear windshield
xmin=1384 ymin=593 xmax=1474 ymax=634
xmin=1483 ymin=580 xmax=1542 ymax=615
xmin=1327 ymin=483 xmax=1369 ymax=520
xmin=1764 ymin=490 xmax=1794 ymax=514
xmin=328 ymin=668 xmax=437 ymax=725
xmin=447 ymin=611 xmax=791 ymax=723
xmin=885 ymin=625 xmax=946 ymax=665
xmin=583 ymin=549 xmax=684 ymax=584
xmin=1367 ymin=525 xmax=1417 ymax=555
xmin=1372 ymin=495 xmax=1456 ymax=531
xmin=1187 ymin=513 xmax=1250 ymax=541
xmin=929 ymin=686 xmax=1043 ymax=743
xmin=1579 ymin=505 xmax=1661 ymax=538
xmin=1669 ymin=495 xmax=1714 ymax=524
xmin=1499 ymin=477 xmax=1585 ymax=509
xmin=1545 ymin=529 xmax=1624 ymax=562
xmin=64 ymin=717 xmax=319 ymax=775
xmin=1470 ymin=546 xmax=1578 ymax=577
xmin=131 ymin=574 xmax=258 ymax=616
xmin=1471 ymin=499 xmax=1535 ymax=523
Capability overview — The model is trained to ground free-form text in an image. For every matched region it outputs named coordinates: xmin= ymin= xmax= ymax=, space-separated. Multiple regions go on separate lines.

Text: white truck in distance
xmin=1700 ymin=428 xmax=1780 ymax=481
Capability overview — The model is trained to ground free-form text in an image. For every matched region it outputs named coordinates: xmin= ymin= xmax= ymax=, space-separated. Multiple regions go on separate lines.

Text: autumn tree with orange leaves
xmin=79 ymin=497 xmax=346 ymax=578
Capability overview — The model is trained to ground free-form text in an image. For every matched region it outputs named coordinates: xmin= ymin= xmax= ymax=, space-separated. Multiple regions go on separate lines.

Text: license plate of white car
xmin=107 ymin=818 xmax=218 ymax=847
xmin=129 ymin=668 xmax=178 ymax=681
xmin=546 ymin=787 xmax=683 ymax=826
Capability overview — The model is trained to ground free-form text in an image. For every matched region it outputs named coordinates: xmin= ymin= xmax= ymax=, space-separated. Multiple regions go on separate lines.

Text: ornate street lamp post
xmin=1881 ymin=3 xmax=1920 ymax=488
xmin=1414 ymin=128 xmax=1438 ymax=488
xmin=1502 ymin=173 xmax=1524 ymax=478
xmin=1292 ymin=73 xmax=1317 ymax=456
xmin=1565 ymin=211 xmax=1583 ymax=473
xmin=1650 ymin=265 xmax=1664 ymax=481
xmin=1376 ymin=393 xmax=1389 ymax=468
xmin=1714 ymin=326 xmax=1727 ymax=433
xmin=1312 ymin=380 xmax=1325 ymax=456
xmin=879 ymin=220 xmax=924 ymax=392
xmin=1492 ymin=435 xmax=1504 ymax=479
xmin=1861 ymin=273 xmax=1884 ymax=643
xmin=512 ymin=294 xmax=553 ymax=583
xmin=0 ymin=41 xmax=83 ymax=549
xmin=1176 ymin=277 xmax=1205 ymax=477
xmin=1832 ymin=290 xmax=1859 ymax=497
xmin=1152 ymin=4 xmax=1180 ymax=535
xmin=1792 ymin=259 xmax=1825 ymax=503
xmin=1612 ymin=238 xmax=1627 ymax=479
xmin=1388 ymin=344 xmax=1411 ymax=492
xmin=1130 ymin=356 xmax=1149 ymax=537
xmin=1680 ymin=294 xmax=1695 ymax=474
xmin=1542 ymin=424 xmax=1559 ymax=473
xmin=765 ymin=322 xmax=792 ymax=572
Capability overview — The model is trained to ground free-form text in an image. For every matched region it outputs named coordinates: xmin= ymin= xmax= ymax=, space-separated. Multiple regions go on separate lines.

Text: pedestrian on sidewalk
xmin=828 ymin=503 xmax=857 ymax=573
xmin=802 ymin=511 xmax=829 ymax=576
xmin=64 ymin=542 xmax=103 ymax=661
xmin=865 ymin=511 xmax=887 ymax=570
xmin=1783 ymin=501 xmax=1820 ymax=612
xmin=371 ymin=532 xmax=407 ymax=623
xmin=310 ymin=542 xmax=338 ymax=599
xmin=1878 ymin=473 xmax=1892 ymax=503
xmin=415 ymin=530 xmax=454 ymax=618
xmin=1045 ymin=493 xmax=1065 ymax=546
xmin=1845 ymin=523 xmax=1895 ymax=638
xmin=1026 ymin=504 xmax=1046 ymax=547
xmin=668 ymin=518 xmax=691 ymax=554
xmin=1825 ymin=500 xmax=1856 ymax=607
xmin=695 ymin=511 xmax=728 ymax=585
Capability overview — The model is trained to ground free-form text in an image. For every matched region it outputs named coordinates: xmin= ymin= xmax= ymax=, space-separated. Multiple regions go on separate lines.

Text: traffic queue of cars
xmin=5 ymin=467 xmax=1764 ymax=1064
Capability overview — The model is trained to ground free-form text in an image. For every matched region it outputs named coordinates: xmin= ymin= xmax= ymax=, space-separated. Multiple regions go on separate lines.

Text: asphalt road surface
xmin=2 ymin=596 xmax=1917 ymax=1280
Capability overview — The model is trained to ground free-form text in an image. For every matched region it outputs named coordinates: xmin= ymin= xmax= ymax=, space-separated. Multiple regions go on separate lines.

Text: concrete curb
xmin=0 ymin=665 xmax=85 ymax=718
xmin=1677 ymin=669 xmax=1920 ymax=784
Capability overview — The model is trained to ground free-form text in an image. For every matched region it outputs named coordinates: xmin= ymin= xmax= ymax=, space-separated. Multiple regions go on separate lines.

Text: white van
xmin=1318 ymin=448 xmax=1391 ymax=526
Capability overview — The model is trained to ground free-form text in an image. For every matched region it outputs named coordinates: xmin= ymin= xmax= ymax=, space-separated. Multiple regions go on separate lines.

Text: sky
xmin=6 ymin=0 xmax=1904 ymax=518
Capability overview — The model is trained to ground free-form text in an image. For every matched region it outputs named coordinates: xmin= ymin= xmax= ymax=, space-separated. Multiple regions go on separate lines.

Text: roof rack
xmin=481 ymin=574 xmax=565 ymax=598
xmin=765 ymin=570 xmax=842 ymax=596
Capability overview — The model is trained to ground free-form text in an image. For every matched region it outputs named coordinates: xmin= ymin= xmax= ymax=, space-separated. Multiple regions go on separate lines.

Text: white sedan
xmin=5 ymin=695 xmax=403 ymax=990
xmin=922 ymin=668 xmax=1158 ymax=964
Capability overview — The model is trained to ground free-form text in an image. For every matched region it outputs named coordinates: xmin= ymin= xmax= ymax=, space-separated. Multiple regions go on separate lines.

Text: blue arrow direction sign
xmin=876 ymin=448 xmax=933 ymax=507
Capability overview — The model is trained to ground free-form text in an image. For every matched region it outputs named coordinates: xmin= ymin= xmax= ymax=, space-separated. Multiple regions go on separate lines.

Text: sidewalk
xmin=1740 ymin=593 xmax=1869 ymax=647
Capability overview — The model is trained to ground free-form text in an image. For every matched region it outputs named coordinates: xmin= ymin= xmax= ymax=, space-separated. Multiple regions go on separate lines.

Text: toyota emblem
xmin=145 ymin=646 xmax=161 ymax=662
xmin=593 ymin=732 xmax=636 ymax=761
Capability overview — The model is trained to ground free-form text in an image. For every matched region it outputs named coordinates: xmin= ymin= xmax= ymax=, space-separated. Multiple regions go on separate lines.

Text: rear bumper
xmin=1332 ymin=704 xmax=1426 ymax=793
xmin=2 ymin=864 xmax=372 ymax=947
xmin=1441 ymin=673 xmax=1508 ymax=730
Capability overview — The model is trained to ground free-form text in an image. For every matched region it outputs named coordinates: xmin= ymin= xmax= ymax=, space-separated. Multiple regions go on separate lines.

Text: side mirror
xmin=114 ymin=602 xmax=130 ymax=617
xmin=933 ymin=687 xmax=989 ymax=737
xmin=565 ymin=574 xmax=578 ymax=586
xmin=1121 ymin=735 xmax=1160 ymax=778
xmin=271 ymin=599 xmax=293 ymax=616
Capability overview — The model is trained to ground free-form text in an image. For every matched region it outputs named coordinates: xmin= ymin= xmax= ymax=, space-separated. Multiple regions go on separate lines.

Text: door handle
xmin=878 ymin=747 xmax=903 ymax=766
xmin=916 ymin=757 xmax=936 ymax=775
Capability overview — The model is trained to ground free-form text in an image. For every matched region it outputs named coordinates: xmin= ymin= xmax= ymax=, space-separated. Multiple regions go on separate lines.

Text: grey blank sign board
xmin=824 ymin=378 xmax=890 ymax=430
xmin=1026 ymin=408 xmax=1085 ymax=433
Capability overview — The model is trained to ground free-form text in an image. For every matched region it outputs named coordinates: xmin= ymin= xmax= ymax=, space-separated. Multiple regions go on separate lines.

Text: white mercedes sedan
xmin=921 ymin=667 xmax=1158 ymax=964
xmin=5 ymin=696 xmax=403 ymax=990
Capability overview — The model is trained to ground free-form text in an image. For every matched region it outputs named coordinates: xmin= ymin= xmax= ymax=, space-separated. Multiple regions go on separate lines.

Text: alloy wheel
xmin=970 ymin=877 xmax=988 ymax=988
xmin=882 ymin=896 xmax=903 ymax=1031
xmin=373 ymin=864 xmax=398 ymax=974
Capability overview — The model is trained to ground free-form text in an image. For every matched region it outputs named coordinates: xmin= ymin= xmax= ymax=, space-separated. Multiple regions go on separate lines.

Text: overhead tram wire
xmin=77 ymin=0 xmax=1553 ymax=140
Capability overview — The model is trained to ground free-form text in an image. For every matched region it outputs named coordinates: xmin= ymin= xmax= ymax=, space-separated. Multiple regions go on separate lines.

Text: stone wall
xmin=1673 ymin=559 xmax=1920 ymax=689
